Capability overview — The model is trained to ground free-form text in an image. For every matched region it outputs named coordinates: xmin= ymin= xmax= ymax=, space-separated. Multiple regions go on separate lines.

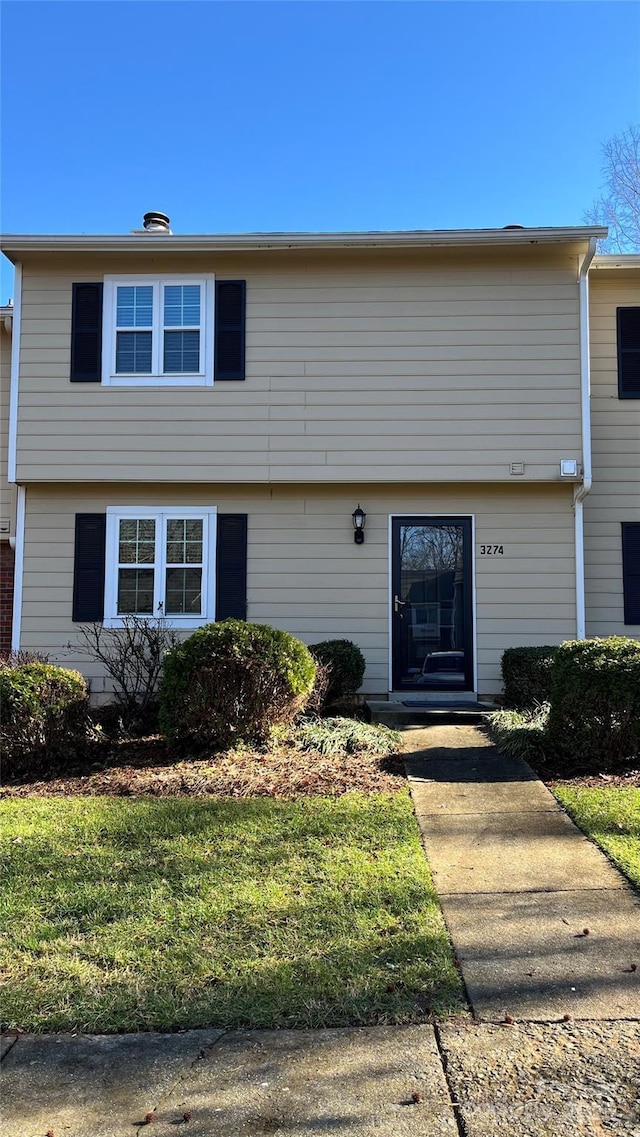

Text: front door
xmin=391 ymin=517 xmax=474 ymax=691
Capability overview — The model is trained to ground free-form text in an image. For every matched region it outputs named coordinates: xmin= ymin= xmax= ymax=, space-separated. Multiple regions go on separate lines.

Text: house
xmin=585 ymin=255 xmax=640 ymax=635
xmin=0 ymin=216 xmax=638 ymax=702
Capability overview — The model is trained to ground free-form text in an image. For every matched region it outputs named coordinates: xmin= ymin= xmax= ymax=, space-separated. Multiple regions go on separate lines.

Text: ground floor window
xmin=104 ymin=506 xmax=216 ymax=627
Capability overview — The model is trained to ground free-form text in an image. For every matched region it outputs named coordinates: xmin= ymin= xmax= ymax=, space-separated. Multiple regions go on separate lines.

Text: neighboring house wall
xmin=585 ymin=265 xmax=640 ymax=639
xmin=0 ymin=308 xmax=15 ymax=653
xmin=20 ymin=482 xmax=577 ymax=697
xmin=15 ymin=246 xmax=582 ymax=484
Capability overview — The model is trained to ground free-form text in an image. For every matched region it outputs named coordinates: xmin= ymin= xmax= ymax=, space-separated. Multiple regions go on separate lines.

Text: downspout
xmin=574 ymin=237 xmax=597 ymax=640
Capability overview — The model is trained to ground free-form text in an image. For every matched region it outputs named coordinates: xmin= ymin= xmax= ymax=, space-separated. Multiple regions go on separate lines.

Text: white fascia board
xmin=592 ymin=254 xmax=640 ymax=270
xmin=0 ymin=226 xmax=608 ymax=260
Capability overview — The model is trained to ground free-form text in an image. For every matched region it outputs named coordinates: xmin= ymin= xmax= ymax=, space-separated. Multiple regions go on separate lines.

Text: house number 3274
xmin=479 ymin=545 xmax=504 ymax=555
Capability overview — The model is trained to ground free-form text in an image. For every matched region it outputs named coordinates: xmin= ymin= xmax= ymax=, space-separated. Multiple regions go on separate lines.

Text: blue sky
xmin=1 ymin=0 xmax=639 ymax=300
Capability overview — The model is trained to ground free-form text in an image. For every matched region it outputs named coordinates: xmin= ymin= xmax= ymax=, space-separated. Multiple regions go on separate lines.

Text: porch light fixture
xmin=352 ymin=505 xmax=366 ymax=544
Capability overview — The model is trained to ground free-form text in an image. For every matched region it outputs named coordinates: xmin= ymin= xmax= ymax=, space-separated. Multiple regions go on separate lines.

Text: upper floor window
xmin=102 ymin=275 xmax=214 ymax=386
xmin=617 ymin=307 xmax=640 ymax=399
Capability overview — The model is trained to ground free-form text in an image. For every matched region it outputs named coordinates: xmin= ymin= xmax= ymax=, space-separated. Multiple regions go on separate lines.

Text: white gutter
xmin=0 ymin=225 xmax=608 ymax=259
xmin=7 ymin=262 xmax=21 ymax=483
xmin=11 ymin=485 xmax=25 ymax=652
xmin=574 ymin=237 xmax=597 ymax=640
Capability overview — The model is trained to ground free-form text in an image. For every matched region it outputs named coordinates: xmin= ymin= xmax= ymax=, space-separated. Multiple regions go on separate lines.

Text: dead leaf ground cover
xmin=0 ymin=732 xmax=406 ymax=800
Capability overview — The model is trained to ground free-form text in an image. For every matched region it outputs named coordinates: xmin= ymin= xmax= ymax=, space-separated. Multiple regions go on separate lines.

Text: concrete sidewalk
xmin=2 ymin=1022 xmax=639 ymax=1136
xmin=404 ymin=723 xmax=640 ymax=1022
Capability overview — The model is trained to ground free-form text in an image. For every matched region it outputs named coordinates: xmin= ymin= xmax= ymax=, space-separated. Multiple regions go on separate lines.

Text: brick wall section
xmin=0 ymin=540 xmax=15 ymax=654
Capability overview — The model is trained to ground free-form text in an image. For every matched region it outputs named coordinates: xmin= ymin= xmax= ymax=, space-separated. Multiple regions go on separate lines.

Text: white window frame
xmin=102 ymin=275 xmax=215 ymax=387
xmin=104 ymin=506 xmax=217 ymax=628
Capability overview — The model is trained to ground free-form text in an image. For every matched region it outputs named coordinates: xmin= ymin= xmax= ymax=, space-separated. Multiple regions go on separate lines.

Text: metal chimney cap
xmin=143 ymin=211 xmax=171 ymax=232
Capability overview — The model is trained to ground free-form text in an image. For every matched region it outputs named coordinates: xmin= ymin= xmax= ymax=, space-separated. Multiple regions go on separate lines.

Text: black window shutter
xmin=617 ymin=307 xmax=640 ymax=399
xmin=71 ymin=283 xmax=104 ymax=383
xmin=216 ymin=514 xmax=247 ymax=620
xmin=73 ymin=514 xmax=106 ymax=621
xmin=215 ymin=280 xmax=246 ymax=380
xmin=622 ymin=523 xmax=640 ymax=625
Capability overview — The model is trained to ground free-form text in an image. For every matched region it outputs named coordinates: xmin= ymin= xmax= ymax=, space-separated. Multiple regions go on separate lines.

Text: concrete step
xmin=367 ymin=699 xmax=496 ymax=726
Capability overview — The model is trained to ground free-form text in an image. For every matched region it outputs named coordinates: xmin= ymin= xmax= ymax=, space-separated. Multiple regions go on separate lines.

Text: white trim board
xmin=7 ymin=262 xmax=21 ymax=483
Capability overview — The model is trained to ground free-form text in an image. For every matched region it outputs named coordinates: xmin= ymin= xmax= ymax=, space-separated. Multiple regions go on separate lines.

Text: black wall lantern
xmin=352 ymin=505 xmax=366 ymax=544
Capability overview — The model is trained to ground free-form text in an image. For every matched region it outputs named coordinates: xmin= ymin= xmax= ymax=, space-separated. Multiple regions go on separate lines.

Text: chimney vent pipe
xmin=142 ymin=211 xmax=171 ymax=233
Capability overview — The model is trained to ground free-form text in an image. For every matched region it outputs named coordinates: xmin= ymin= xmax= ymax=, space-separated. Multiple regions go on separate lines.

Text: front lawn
xmin=0 ymin=792 xmax=465 ymax=1033
xmin=552 ymin=786 xmax=640 ymax=888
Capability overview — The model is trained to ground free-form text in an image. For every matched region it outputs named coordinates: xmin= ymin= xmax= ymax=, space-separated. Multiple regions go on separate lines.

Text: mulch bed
xmin=546 ymin=769 xmax=640 ymax=789
xmin=0 ymin=737 xmax=407 ymax=800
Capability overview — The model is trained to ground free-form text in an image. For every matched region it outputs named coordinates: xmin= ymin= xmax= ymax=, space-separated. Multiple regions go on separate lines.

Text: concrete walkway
xmin=404 ymin=723 xmax=640 ymax=1021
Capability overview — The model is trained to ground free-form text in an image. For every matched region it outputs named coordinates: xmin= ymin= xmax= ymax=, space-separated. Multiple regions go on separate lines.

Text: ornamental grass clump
xmin=297 ymin=717 xmax=401 ymax=758
xmin=485 ymin=704 xmax=549 ymax=764
xmin=159 ymin=620 xmax=316 ymax=752
xmin=0 ymin=662 xmax=90 ymax=779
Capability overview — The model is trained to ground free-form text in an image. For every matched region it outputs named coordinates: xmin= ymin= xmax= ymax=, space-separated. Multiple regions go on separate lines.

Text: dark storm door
xmin=391 ymin=517 xmax=474 ymax=691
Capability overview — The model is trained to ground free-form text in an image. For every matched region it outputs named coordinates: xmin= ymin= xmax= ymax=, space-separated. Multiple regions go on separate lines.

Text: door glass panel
xmin=395 ymin=522 xmax=469 ymax=689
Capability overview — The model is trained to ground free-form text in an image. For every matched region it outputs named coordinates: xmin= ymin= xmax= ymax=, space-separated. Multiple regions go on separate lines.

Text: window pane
xmin=166 ymin=519 xmax=203 ymax=564
xmin=117 ymin=568 xmax=154 ymax=614
xmin=163 ymin=330 xmax=200 ymax=373
xmin=165 ymin=567 xmax=202 ymax=614
xmin=119 ymin=518 xmax=156 ymax=564
xmin=117 ymin=285 xmax=153 ymax=328
xmin=164 ymin=284 xmax=200 ymax=327
xmin=116 ymin=330 xmax=152 ymax=374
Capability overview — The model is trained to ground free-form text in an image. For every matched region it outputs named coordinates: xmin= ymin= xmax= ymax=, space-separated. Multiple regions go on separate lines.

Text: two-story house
xmin=1 ymin=216 xmax=638 ymax=702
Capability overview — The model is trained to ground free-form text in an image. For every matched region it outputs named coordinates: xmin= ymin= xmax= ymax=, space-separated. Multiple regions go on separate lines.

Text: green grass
xmin=553 ymin=786 xmax=640 ymax=888
xmin=0 ymin=792 xmax=464 ymax=1033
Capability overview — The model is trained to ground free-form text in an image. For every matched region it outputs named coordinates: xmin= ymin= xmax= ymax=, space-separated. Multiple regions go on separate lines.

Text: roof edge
xmin=592 ymin=253 xmax=640 ymax=269
xmin=0 ymin=225 xmax=608 ymax=261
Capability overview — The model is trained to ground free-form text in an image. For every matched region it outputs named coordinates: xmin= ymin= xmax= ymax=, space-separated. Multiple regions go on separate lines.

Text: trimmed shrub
xmin=501 ymin=645 xmax=559 ymax=710
xmin=159 ymin=620 xmax=316 ymax=751
xmin=546 ymin=637 xmax=640 ymax=769
xmin=1 ymin=662 xmax=90 ymax=780
xmin=308 ymin=640 xmax=366 ymax=706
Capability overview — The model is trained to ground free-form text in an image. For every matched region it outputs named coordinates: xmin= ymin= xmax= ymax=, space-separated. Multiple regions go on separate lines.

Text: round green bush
xmin=546 ymin=636 xmax=640 ymax=770
xmin=308 ymin=639 xmax=366 ymax=706
xmin=501 ymin=645 xmax=559 ymax=710
xmin=159 ymin=620 xmax=316 ymax=751
xmin=0 ymin=662 xmax=89 ymax=779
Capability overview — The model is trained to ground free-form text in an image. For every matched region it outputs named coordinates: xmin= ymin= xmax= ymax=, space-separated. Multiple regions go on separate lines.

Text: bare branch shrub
xmin=0 ymin=650 xmax=49 ymax=669
xmin=72 ymin=617 xmax=179 ymax=729
xmin=304 ymin=660 xmax=331 ymax=716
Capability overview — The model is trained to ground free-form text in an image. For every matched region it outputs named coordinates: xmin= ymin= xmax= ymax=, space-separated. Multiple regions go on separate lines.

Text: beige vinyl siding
xmin=19 ymin=482 xmax=577 ymax=697
xmin=585 ymin=271 xmax=640 ymax=638
xmin=0 ymin=320 xmax=15 ymax=536
xmin=16 ymin=247 xmax=582 ymax=484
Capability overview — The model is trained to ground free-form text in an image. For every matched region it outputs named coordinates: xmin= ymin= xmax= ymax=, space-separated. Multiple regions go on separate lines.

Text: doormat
xmin=401 ymin=700 xmax=486 ymax=709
